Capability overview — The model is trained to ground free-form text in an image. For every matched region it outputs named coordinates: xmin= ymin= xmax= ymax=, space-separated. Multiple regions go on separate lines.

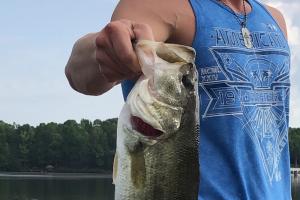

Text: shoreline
xmin=0 ymin=172 xmax=112 ymax=179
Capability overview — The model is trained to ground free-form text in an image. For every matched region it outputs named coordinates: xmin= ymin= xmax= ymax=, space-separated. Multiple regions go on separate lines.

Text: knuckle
xmin=95 ymin=34 xmax=106 ymax=48
xmin=132 ymin=23 xmax=154 ymax=40
xmin=135 ymin=23 xmax=151 ymax=31
xmin=105 ymin=21 xmax=121 ymax=34
xmin=142 ymin=23 xmax=152 ymax=30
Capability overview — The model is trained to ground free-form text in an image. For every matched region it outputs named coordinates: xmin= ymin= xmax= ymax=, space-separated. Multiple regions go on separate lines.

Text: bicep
xmin=111 ymin=0 xmax=175 ymax=42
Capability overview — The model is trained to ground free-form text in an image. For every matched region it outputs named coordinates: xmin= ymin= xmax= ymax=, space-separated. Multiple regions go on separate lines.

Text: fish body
xmin=114 ymin=40 xmax=200 ymax=200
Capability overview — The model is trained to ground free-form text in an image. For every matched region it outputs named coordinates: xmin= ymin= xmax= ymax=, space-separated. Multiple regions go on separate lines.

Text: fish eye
xmin=182 ymin=74 xmax=194 ymax=90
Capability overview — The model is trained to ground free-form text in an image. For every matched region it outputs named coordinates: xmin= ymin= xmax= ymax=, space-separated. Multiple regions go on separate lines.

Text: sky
xmin=0 ymin=0 xmax=299 ymax=127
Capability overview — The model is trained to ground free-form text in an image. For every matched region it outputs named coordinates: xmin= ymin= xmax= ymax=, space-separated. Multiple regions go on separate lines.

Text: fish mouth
xmin=130 ymin=115 xmax=163 ymax=138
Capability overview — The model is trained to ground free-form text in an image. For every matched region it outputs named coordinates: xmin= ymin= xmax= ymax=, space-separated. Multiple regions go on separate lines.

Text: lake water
xmin=293 ymin=175 xmax=300 ymax=200
xmin=0 ymin=173 xmax=114 ymax=200
xmin=0 ymin=173 xmax=299 ymax=200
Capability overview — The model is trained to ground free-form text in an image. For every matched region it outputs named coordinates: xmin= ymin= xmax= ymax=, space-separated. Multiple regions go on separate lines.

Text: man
xmin=65 ymin=0 xmax=291 ymax=199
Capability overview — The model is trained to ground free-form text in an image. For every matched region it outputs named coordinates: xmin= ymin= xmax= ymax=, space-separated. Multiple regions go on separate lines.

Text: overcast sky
xmin=1 ymin=0 xmax=299 ymax=127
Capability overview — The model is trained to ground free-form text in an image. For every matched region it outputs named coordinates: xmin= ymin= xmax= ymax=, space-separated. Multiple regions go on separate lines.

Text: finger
xmin=132 ymin=23 xmax=155 ymax=41
xmin=101 ymin=44 xmax=134 ymax=77
xmin=106 ymin=22 xmax=141 ymax=74
xmin=95 ymin=29 xmax=134 ymax=78
xmin=96 ymin=48 xmax=129 ymax=81
xmin=95 ymin=30 xmax=108 ymax=49
xmin=100 ymin=65 xmax=125 ymax=83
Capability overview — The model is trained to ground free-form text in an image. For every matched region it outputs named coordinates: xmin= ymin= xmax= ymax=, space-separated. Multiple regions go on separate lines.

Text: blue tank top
xmin=121 ymin=0 xmax=291 ymax=199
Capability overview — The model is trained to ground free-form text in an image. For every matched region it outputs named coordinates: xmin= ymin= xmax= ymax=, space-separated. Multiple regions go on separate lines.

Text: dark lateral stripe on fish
xmin=130 ymin=115 xmax=163 ymax=138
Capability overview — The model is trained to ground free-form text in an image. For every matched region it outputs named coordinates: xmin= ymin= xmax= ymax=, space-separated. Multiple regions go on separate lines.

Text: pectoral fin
xmin=112 ymin=152 xmax=118 ymax=185
xmin=130 ymin=151 xmax=146 ymax=188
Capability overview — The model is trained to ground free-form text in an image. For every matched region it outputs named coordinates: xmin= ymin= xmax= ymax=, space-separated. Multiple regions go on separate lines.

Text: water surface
xmin=292 ymin=175 xmax=300 ymax=200
xmin=0 ymin=173 xmax=298 ymax=200
xmin=0 ymin=173 xmax=114 ymax=200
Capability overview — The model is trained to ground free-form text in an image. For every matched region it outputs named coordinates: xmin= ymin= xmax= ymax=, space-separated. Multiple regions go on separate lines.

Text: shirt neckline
xmin=208 ymin=0 xmax=255 ymax=19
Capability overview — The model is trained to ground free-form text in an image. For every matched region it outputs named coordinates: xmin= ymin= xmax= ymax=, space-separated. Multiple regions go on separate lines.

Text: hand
xmin=95 ymin=19 xmax=154 ymax=83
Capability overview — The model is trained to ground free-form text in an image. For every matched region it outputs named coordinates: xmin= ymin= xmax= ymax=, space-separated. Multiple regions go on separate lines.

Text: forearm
xmin=65 ymin=33 xmax=115 ymax=95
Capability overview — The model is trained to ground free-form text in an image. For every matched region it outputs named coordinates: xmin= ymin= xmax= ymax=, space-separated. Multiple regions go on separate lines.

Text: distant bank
xmin=0 ymin=172 xmax=112 ymax=179
xmin=0 ymin=120 xmax=299 ymax=173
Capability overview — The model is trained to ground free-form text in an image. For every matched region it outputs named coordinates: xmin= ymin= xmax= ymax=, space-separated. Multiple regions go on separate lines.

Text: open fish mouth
xmin=131 ymin=115 xmax=163 ymax=138
xmin=126 ymin=40 xmax=197 ymax=141
xmin=129 ymin=65 xmax=197 ymax=141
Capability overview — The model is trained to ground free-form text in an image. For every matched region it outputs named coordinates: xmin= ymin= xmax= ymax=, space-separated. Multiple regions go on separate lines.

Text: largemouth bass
xmin=114 ymin=40 xmax=200 ymax=200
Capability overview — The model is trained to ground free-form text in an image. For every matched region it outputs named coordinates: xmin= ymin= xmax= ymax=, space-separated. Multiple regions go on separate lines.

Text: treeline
xmin=0 ymin=119 xmax=299 ymax=172
xmin=289 ymin=128 xmax=300 ymax=167
xmin=0 ymin=119 xmax=117 ymax=172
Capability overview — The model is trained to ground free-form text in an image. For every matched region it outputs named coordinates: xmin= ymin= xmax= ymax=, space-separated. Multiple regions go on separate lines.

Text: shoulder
xmin=262 ymin=3 xmax=288 ymax=39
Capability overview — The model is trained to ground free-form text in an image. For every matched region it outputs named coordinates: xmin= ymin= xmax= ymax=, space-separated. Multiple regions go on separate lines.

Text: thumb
xmin=132 ymin=23 xmax=155 ymax=41
xmin=131 ymin=24 xmax=156 ymax=77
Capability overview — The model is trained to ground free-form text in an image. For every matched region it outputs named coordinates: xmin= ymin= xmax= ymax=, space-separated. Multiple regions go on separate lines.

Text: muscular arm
xmin=65 ymin=0 xmax=176 ymax=95
xmin=65 ymin=1 xmax=285 ymax=96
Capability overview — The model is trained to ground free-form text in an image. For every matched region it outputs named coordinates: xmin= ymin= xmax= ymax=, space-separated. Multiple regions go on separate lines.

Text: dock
xmin=291 ymin=168 xmax=300 ymax=177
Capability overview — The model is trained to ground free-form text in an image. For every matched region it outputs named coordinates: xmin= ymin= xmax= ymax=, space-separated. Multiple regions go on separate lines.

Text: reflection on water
xmin=0 ymin=173 xmax=299 ymax=200
xmin=292 ymin=175 xmax=300 ymax=200
xmin=0 ymin=173 xmax=114 ymax=200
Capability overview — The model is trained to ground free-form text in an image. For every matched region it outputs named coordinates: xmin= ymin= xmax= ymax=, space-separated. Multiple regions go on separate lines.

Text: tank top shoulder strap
xmin=251 ymin=0 xmax=287 ymax=40
xmin=188 ymin=0 xmax=288 ymax=48
xmin=188 ymin=0 xmax=209 ymax=47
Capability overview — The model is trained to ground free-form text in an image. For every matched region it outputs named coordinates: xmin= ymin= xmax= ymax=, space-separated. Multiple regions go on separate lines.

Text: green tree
xmin=0 ymin=118 xmax=118 ymax=172
xmin=100 ymin=118 xmax=117 ymax=170
xmin=289 ymin=128 xmax=300 ymax=167
xmin=61 ymin=120 xmax=89 ymax=169
xmin=16 ymin=124 xmax=34 ymax=170
xmin=0 ymin=121 xmax=14 ymax=170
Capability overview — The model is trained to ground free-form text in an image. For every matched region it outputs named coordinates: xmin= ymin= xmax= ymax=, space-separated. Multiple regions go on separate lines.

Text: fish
xmin=113 ymin=40 xmax=200 ymax=200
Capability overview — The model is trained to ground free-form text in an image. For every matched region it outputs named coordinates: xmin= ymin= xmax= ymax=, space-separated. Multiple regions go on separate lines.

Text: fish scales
xmin=114 ymin=40 xmax=200 ymax=200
